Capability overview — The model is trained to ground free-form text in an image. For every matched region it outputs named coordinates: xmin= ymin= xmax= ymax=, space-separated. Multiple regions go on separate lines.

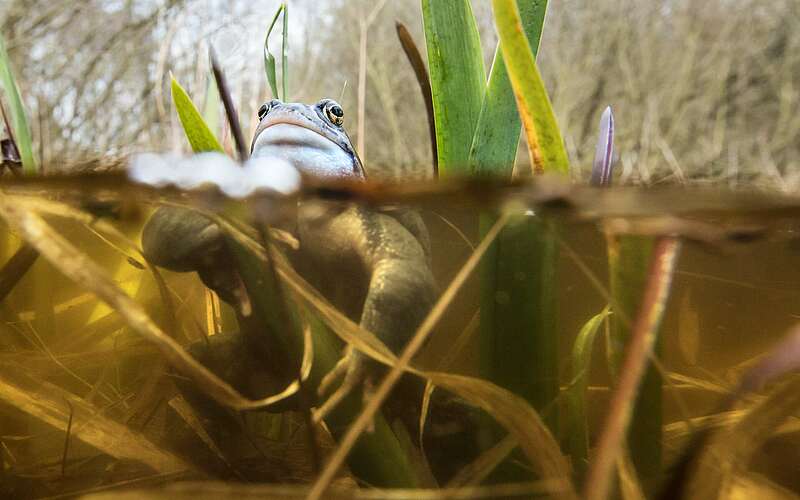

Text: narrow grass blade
xmin=395 ymin=21 xmax=437 ymax=178
xmin=281 ymin=3 xmax=288 ymax=101
xmin=421 ymin=0 xmax=485 ymax=176
xmin=170 ymin=75 xmax=223 ymax=153
xmin=0 ymin=366 xmax=189 ymax=473
xmin=0 ymin=33 xmax=36 ymax=174
xmin=209 ymin=48 xmax=247 ymax=161
xmin=566 ymin=307 xmax=610 ymax=479
xmin=585 ymin=237 xmax=681 ymax=500
xmin=489 ymin=0 xmax=568 ymax=174
xmin=263 ymin=4 xmax=286 ymax=100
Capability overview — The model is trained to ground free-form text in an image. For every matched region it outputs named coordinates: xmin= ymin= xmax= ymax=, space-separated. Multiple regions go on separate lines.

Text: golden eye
xmin=324 ymin=101 xmax=344 ymax=126
xmin=258 ymin=99 xmax=280 ymax=120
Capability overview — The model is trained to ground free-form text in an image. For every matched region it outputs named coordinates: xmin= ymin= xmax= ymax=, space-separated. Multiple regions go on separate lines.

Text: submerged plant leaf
xmin=168 ymin=395 xmax=237 ymax=475
xmin=271 ymin=216 xmax=577 ymax=499
xmin=425 ymin=371 xmax=573 ymax=490
xmin=78 ymin=480 xmax=571 ymax=499
xmin=489 ymin=0 xmax=569 ymax=174
xmin=0 ymin=33 xmax=37 ymax=174
xmin=663 ymin=322 xmax=800 ymax=500
xmin=478 ymin=214 xmax=559 ymax=427
xmin=566 ymin=307 xmax=610 ymax=478
xmin=0 ymin=192 xmax=309 ymax=412
xmin=688 ymin=376 xmax=800 ymax=500
xmin=170 ymin=75 xmax=224 ymax=153
xmin=0 ymin=365 xmax=189 ymax=473
xmin=474 ymin=3 xmax=563 ymax=444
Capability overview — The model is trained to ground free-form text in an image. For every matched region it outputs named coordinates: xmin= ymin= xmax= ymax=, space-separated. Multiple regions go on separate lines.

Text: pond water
xmin=0 ymin=176 xmax=798 ymax=498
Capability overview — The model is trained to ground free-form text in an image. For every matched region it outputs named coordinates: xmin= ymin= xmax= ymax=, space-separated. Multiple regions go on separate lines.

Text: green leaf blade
xmin=0 ymin=34 xmax=37 ymax=174
xmin=421 ymin=0 xmax=486 ymax=177
xmin=170 ymin=75 xmax=224 ymax=153
xmin=470 ymin=1 xmax=548 ymax=177
xmin=566 ymin=307 xmax=611 ymax=479
xmin=490 ymin=0 xmax=568 ymax=174
xmin=264 ymin=4 xmax=285 ymax=100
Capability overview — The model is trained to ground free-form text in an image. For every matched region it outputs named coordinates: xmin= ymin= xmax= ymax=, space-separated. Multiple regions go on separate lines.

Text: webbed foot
xmin=314 ymin=347 xmax=375 ymax=430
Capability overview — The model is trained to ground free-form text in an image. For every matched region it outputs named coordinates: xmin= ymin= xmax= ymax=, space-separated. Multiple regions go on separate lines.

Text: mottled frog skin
xmin=141 ymin=98 xmax=436 ymax=396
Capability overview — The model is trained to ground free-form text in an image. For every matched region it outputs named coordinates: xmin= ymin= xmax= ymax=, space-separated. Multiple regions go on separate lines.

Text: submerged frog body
xmin=141 ymin=98 xmax=436 ymax=402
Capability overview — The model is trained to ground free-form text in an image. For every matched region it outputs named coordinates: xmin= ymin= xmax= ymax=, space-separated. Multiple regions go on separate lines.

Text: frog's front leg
xmin=141 ymin=206 xmax=246 ymax=306
xmin=299 ymin=204 xmax=436 ymax=413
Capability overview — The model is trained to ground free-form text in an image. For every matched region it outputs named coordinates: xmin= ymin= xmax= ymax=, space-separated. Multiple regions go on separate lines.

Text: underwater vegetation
xmin=1 ymin=1 xmax=799 ymax=499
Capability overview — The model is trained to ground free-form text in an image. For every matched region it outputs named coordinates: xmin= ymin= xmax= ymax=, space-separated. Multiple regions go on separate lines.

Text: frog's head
xmin=250 ymin=98 xmax=365 ymax=180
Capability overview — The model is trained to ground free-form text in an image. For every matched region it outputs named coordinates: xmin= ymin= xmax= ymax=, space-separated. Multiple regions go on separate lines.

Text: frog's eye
xmin=257 ymin=103 xmax=269 ymax=120
xmin=323 ymin=101 xmax=344 ymax=126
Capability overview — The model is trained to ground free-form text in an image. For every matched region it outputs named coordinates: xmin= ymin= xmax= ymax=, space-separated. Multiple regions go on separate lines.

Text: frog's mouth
xmin=251 ymin=121 xmax=360 ymax=179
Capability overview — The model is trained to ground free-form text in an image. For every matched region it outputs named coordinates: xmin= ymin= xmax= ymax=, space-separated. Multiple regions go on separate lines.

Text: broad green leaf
xmin=170 ymin=75 xmax=223 ymax=153
xmin=470 ymin=1 xmax=548 ymax=176
xmin=0 ymin=33 xmax=37 ymax=174
xmin=566 ymin=307 xmax=610 ymax=479
xmin=476 ymin=1 xmax=560 ymax=454
xmin=490 ymin=0 xmax=569 ymax=174
xmin=478 ymin=215 xmax=559 ymax=424
xmin=421 ymin=0 xmax=485 ymax=176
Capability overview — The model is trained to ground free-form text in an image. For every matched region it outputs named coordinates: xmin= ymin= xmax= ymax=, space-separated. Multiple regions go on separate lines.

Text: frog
xmin=140 ymin=98 xmax=437 ymax=413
